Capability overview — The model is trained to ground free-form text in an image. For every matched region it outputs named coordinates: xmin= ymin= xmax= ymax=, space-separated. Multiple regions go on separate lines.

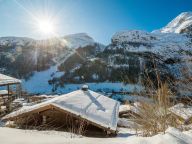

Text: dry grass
xmin=133 ymin=83 xmax=175 ymax=136
xmin=131 ymin=61 xmax=192 ymax=136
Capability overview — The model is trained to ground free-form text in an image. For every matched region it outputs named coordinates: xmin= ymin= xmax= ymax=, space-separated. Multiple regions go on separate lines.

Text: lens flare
xmin=37 ymin=18 xmax=55 ymax=35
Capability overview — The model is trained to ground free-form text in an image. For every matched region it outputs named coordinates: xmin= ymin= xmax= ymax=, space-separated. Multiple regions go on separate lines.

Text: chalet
xmin=0 ymin=73 xmax=21 ymax=85
xmin=0 ymin=73 xmax=21 ymax=97
xmin=0 ymin=73 xmax=22 ymax=113
xmin=3 ymin=86 xmax=120 ymax=136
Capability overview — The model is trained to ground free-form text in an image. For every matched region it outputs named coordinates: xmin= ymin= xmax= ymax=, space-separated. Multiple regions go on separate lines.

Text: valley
xmin=0 ymin=12 xmax=192 ymax=99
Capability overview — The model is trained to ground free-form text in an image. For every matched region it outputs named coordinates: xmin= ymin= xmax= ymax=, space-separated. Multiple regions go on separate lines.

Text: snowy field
xmin=0 ymin=127 xmax=191 ymax=144
xmin=21 ymin=64 xmax=143 ymax=95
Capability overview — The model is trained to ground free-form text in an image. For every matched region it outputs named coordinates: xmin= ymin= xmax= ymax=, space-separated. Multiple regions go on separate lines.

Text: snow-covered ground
xmin=23 ymin=81 xmax=142 ymax=95
xmin=0 ymin=127 xmax=191 ymax=144
xmin=22 ymin=65 xmax=64 ymax=94
xmin=22 ymin=65 xmax=143 ymax=94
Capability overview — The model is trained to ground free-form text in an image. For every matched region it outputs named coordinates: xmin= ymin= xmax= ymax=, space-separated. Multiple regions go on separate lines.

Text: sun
xmin=36 ymin=18 xmax=55 ymax=35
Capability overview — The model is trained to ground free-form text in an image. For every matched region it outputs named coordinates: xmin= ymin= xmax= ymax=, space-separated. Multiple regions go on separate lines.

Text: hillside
xmin=0 ymin=33 xmax=103 ymax=78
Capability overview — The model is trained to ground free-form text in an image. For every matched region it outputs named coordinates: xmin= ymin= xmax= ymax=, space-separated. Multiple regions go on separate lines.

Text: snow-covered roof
xmin=119 ymin=104 xmax=132 ymax=113
xmin=118 ymin=118 xmax=140 ymax=128
xmin=169 ymin=103 xmax=192 ymax=121
xmin=119 ymin=103 xmax=140 ymax=115
xmin=0 ymin=73 xmax=21 ymax=86
xmin=0 ymin=90 xmax=8 ymax=95
xmin=3 ymin=89 xmax=120 ymax=131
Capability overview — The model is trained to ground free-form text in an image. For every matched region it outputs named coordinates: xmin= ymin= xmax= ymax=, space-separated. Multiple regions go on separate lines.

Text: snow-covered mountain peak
xmin=112 ymin=30 xmax=155 ymax=44
xmin=63 ymin=33 xmax=95 ymax=49
xmin=0 ymin=33 xmax=97 ymax=50
xmin=156 ymin=12 xmax=192 ymax=34
xmin=0 ymin=37 xmax=34 ymax=46
xmin=110 ymin=29 xmax=192 ymax=60
xmin=64 ymin=33 xmax=93 ymax=40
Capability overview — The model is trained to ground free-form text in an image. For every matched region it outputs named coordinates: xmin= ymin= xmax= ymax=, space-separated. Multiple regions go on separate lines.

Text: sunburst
xmin=36 ymin=18 xmax=55 ymax=35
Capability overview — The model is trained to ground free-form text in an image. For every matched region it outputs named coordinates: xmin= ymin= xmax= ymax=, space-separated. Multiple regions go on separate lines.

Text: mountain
xmin=154 ymin=12 xmax=192 ymax=35
xmin=0 ymin=12 xmax=192 ymax=96
xmin=56 ymin=31 xmax=191 ymax=87
xmin=58 ymin=12 xmax=192 ymax=96
xmin=0 ymin=37 xmax=34 ymax=47
xmin=111 ymin=30 xmax=191 ymax=59
xmin=0 ymin=33 xmax=104 ymax=78
xmin=63 ymin=33 xmax=95 ymax=49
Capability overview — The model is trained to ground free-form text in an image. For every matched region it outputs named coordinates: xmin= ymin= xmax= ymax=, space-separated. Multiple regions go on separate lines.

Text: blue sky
xmin=0 ymin=0 xmax=191 ymax=44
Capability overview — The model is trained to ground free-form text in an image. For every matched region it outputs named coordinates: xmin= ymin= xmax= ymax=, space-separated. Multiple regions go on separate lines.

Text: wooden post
xmin=20 ymin=83 xmax=22 ymax=98
xmin=7 ymin=84 xmax=10 ymax=98
xmin=16 ymin=83 xmax=22 ymax=98
xmin=7 ymin=84 xmax=11 ymax=112
xmin=42 ymin=115 xmax=46 ymax=125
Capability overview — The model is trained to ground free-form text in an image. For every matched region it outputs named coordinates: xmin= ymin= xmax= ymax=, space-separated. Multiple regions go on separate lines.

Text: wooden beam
xmin=16 ymin=83 xmax=22 ymax=99
xmin=0 ymin=82 xmax=20 ymax=87
xmin=7 ymin=85 xmax=10 ymax=97
xmin=4 ymin=105 xmax=53 ymax=121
